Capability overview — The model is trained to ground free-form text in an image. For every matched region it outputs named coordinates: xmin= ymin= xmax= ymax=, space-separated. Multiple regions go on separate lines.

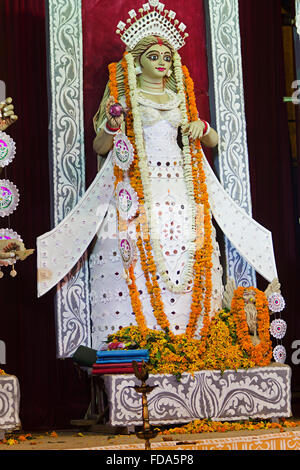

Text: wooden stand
xmin=70 ymin=374 xmax=132 ymax=434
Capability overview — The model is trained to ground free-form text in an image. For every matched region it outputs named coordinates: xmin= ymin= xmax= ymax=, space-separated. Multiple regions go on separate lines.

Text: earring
xmin=135 ymin=63 xmax=142 ymax=75
xmin=166 ymin=69 xmax=172 ymax=77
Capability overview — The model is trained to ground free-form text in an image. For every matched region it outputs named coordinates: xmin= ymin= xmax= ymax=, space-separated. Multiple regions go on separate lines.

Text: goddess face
xmin=138 ymin=44 xmax=172 ymax=79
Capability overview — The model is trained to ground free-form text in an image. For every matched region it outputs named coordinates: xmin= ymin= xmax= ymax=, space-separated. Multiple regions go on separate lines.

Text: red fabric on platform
xmin=92 ymin=367 xmax=136 ymax=374
xmin=93 ymin=362 xmax=141 ymax=368
xmin=82 ymin=0 xmax=211 ymax=186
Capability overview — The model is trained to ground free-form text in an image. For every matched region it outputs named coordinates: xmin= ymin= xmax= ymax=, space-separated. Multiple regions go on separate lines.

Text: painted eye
xmin=164 ymin=55 xmax=172 ymax=62
xmin=148 ymin=54 xmax=159 ymax=61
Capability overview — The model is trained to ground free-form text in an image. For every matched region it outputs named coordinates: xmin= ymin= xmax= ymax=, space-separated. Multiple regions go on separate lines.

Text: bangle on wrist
xmin=105 ymin=121 xmax=121 ymax=135
xmin=201 ymin=120 xmax=211 ymax=137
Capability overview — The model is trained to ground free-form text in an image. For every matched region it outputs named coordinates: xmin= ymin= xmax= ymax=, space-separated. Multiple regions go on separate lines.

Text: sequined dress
xmin=89 ymin=90 xmax=223 ymax=349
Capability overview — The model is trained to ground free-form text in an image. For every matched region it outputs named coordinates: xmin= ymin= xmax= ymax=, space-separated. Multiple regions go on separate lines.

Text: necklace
xmin=139 ymin=89 xmax=165 ymax=96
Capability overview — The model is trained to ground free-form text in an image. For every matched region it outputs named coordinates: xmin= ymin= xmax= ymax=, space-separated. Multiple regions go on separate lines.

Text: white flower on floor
xmin=99 ymin=289 xmax=112 ymax=303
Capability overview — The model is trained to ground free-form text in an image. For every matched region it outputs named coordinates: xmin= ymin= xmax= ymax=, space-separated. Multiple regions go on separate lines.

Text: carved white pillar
xmin=46 ymin=0 xmax=91 ymax=357
xmin=206 ymin=0 xmax=256 ymax=287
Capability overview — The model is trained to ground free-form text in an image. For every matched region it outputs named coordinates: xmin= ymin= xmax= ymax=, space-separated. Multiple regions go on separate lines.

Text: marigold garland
xmin=121 ymin=55 xmax=172 ymax=335
xmin=231 ymin=286 xmax=273 ymax=366
xmin=158 ymin=418 xmax=300 ymax=436
xmin=182 ymin=65 xmax=213 ymax=345
xmin=109 ymin=59 xmax=148 ymax=338
xmin=107 ymin=305 xmax=272 ymax=375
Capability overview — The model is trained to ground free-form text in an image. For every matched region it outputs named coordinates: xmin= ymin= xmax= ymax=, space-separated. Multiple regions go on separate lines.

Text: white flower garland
xmin=124 ymin=52 xmax=200 ymax=294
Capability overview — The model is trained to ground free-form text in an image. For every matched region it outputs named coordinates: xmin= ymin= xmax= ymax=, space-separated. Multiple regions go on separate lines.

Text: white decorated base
xmin=0 ymin=375 xmax=21 ymax=432
xmin=102 ymin=363 xmax=292 ymax=426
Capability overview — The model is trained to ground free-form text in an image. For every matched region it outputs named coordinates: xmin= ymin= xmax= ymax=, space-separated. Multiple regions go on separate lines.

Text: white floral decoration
xmin=99 ymin=289 xmax=112 ymax=304
xmin=118 ymin=232 xmax=137 ymax=269
xmin=116 ymin=180 xmax=139 ymax=221
xmin=0 ymin=131 xmax=16 ymax=168
xmin=268 ymin=292 xmax=285 ymax=313
xmin=113 ymin=133 xmax=135 ymax=171
xmin=0 ymin=179 xmax=20 ymax=217
xmin=270 ymin=318 xmax=287 ymax=340
xmin=97 ymin=251 xmax=105 ymax=266
xmin=273 ymin=345 xmax=286 ymax=364
xmin=109 ymin=248 xmax=121 ymax=262
xmin=0 ymin=228 xmax=23 ymax=242
xmin=114 ymin=288 xmax=129 ymax=302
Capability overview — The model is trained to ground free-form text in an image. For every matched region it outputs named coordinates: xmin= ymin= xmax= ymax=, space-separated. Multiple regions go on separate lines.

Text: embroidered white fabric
xmin=37 ymin=91 xmax=278 ymax=350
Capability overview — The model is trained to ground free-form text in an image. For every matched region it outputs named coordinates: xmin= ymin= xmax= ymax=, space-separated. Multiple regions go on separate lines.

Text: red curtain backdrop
xmin=82 ymin=0 xmax=211 ymax=186
xmin=239 ymin=0 xmax=300 ymax=398
xmin=0 ymin=0 xmax=299 ymax=431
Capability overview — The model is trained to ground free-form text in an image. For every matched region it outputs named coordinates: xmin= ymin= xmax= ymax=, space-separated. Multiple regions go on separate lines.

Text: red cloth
xmin=82 ymin=0 xmax=211 ymax=187
xmin=93 ymin=362 xmax=139 ymax=369
xmin=92 ymin=367 xmax=136 ymax=375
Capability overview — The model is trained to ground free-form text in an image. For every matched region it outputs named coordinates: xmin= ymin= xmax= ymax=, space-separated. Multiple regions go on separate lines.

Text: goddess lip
xmin=156 ymin=67 xmax=166 ymax=71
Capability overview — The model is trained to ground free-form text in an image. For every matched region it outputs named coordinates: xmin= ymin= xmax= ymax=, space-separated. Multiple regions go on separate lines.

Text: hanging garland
xmin=108 ymin=61 xmax=148 ymax=340
xmin=230 ymin=286 xmax=273 ymax=366
xmin=181 ymin=64 xmax=213 ymax=343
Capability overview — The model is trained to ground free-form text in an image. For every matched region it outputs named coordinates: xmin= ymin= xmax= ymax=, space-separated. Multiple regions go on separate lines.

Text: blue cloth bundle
xmin=96 ymin=349 xmax=149 ymax=364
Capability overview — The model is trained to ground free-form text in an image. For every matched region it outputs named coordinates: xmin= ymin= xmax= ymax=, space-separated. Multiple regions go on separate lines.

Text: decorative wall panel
xmin=207 ymin=0 xmax=256 ymax=287
xmin=46 ymin=0 xmax=91 ymax=357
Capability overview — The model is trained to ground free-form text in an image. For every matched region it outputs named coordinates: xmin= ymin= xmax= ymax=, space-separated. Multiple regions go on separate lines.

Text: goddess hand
xmin=105 ymin=96 xmax=125 ymax=129
xmin=0 ymin=97 xmax=18 ymax=131
xmin=188 ymin=120 xmax=206 ymax=141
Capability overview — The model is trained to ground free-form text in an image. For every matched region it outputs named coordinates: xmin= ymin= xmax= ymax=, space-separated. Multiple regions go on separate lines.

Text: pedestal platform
xmin=102 ymin=363 xmax=292 ymax=427
xmin=0 ymin=375 xmax=21 ymax=439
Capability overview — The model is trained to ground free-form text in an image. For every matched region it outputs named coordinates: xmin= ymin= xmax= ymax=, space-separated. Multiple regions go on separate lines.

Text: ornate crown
xmin=116 ymin=0 xmax=189 ymax=51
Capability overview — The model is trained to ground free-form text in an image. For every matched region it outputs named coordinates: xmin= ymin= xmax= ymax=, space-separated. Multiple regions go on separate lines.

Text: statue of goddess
xmin=89 ymin=5 xmax=224 ymax=348
xmin=36 ymin=2 xmax=279 ymax=355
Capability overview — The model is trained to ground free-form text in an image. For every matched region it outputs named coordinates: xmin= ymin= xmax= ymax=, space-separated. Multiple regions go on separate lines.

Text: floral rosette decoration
xmin=273 ymin=344 xmax=286 ymax=364
xmin=268 ymin=292 xmax=285 ymax=313
xmin=113 ymin=133 xmax=134 ymax=171
xmin=0 ymin=131 xmax=16 ymax=168
xmin=116 ymin=181 xmax=139 ymax=221
xmin=118 ymin=231 xmax=137 ymax=269
xmin=0 ymin=179 xmax=20 ymax=217
xmin=270 ymin=318 xmax=287 ymax=340
xmin=0 ymin=228 xmax=23 ymax=242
